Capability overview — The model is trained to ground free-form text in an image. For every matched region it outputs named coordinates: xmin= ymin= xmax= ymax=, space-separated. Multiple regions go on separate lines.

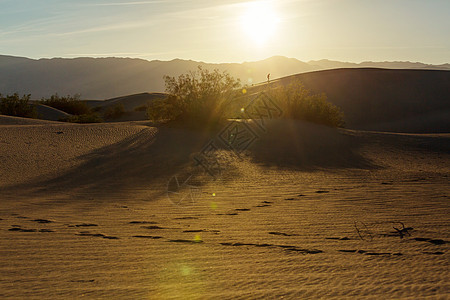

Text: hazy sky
xmin=1 ymin=0 xmax=449 ymax=64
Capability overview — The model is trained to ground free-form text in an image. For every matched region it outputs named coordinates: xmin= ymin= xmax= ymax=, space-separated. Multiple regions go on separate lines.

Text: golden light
xmin=240 ymin=1 xmax=280 ymax=45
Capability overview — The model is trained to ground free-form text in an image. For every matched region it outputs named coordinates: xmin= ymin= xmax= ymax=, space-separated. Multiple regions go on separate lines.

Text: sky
xmin=0 ymin=0 xmax=449 ymax=64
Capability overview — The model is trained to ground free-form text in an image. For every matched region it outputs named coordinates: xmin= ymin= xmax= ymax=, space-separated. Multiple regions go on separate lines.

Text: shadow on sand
xmin=3 ymin=126 xmax=211 ymax=200
xmin=3 ymin=120 xmax=381 ymax=200
xmin=247 ymin=120 xmax=378 ymax=171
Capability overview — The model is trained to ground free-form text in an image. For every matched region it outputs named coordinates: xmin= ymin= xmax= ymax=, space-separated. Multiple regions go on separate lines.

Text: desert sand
xmin=0 ymin=115 xmax=449 ymax=299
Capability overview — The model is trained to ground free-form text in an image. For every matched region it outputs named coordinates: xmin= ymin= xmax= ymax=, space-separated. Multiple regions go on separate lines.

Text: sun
xmin=240 ymin=1 xmax=280 ymax=45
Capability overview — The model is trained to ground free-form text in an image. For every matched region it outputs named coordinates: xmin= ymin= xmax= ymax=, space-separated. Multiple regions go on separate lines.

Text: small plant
xmin=103 ymin=103 xmax=125 ymax=120
xmin=268 ymin=81 xmax=345 ymax=127
xmin=0 ymin=93 xmax=37 ymax=118
xmin=40 ymin=94 xmax=91 ymax=115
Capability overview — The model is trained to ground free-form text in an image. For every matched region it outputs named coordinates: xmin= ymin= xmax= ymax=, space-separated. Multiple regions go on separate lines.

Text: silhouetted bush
xmin=268 ymin=81 xmax=345 ymax=127
xmin=134 ymin=105 xmax=147 ymax=112
xmin=92 ymin=106 xmax=102 ymax=112
xmin=146 ymin=68 xmax=344 ymax=128
xmin=103 ymin=103 xmax=125 ymax=120
xmin=40 ymin=94 xmax=91 ymax=115
xmin=0 ymin=93 xmax=37 ymax=118
xmin=147 ymin=66 xmax=241 ymax=128
xmin=58 ymin=113 xmax=103 ymax=123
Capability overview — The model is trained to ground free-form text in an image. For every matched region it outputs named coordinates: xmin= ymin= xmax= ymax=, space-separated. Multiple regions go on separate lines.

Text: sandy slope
xmin=0 ymin=119 xmax=448 ymax=299
xmin=250 ymin=68 xmax=450 ymax=133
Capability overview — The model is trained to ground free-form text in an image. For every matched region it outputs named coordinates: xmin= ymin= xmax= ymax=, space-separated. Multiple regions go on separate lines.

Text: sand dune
xmin=34 ymin=104 xmax=71 ymax=121
xmin=252 ymin=68 xmax=450 ymax=133
xmin=0 ymin=115 xmax=59 ymax=125
xmin=75 ymin=68 xmax=449 ymax=133
xmin=0 ymin=117 xmax=448 ymax=298
xmin=86 ymin=92 xmax=167 ymax=111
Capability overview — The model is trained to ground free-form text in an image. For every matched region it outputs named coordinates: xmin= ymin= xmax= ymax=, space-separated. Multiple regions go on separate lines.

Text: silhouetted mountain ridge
xmin=1 ymin=54 xmax=448 ymax=99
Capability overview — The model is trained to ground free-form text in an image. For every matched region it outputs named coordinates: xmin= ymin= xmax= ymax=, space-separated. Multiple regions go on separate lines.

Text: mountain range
xmin=1 ymin=55 xmax=449 ymax=99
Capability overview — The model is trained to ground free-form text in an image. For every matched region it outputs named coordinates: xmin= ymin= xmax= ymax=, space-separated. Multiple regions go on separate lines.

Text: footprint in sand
xmin=32 ymin=219 xmax=53 ymax=224
xmin=174 ymin=217 xmax=199 ymax=220
xmin=414 ymin=237 xmax=447 ymax=245
xmin=283 ymin=247 xmax=323 ymax=254
xmin=74 ymin=223 xmax=98 ymax=227
xmin=8 ymin=227 xmax=36 ymax=232
xmin=129 ymin=221 xmax=158 ymax=224
xmin=132 ymin=235 xmax=163 ymax=239
xmin=8 ymin=226 xmax=53 ymax=233
xmin=426 ymin=239 xmax=447 ymax=245
xmin=338 ymin=249 xmax=402 ymax=256
xmin=325 ymin=237 xmax=351 ymax=240
xmin=268 ymin=231 xmax=298 ymax=237
xmin=339 ymin=249 xmax=365 ymax=253
xmin=142 ymin=225 xmax=166 ymax=230
xmin=365 ymin=252 xmax=402 ymax=256
xmin=70 ymin=279 xmax=95 ymax=283
xmin=183 ymin=229 xmax=220 ymax=234
xmin=168 ymin=239 xmax=203 ymax=244
xmin=219 ymin=241 xmax=323 ymax=254
xmin=220 ymin=242 xmax=257 ymax=247
xmin=76 ymin=231 xmax=119 ymax=239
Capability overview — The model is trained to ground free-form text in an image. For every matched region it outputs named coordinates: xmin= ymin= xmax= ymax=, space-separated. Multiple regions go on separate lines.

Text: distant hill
xmin=250 ymin=68 xmax=450 ymax=133
xmin=86 ymin=92 xmax=167 ymax=111
xmin=86 ymin=92 xmax=168 ymax=122
xmin=308 ymin=59 xmax=450 ymax=71
xmin=1 ymin=55 xmax=448 ymax=99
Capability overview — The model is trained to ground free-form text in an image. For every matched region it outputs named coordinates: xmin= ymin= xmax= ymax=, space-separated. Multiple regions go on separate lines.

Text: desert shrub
xmin=0 ymin=93 xmax=37 ymax=118
xmin=134 ymin=105 xmax=147 ymax=112
xmin=268 ymin=81 xmax=345 ymax=127
xmin=91 ymin=106 xmax=102 ymax=112
xmin=147 ymin=66 xmax=241 ymax=128
xmin=40 ymin=94 xmax=91 ymax=115
xmin=103 ymin=103 xmax=125 ymax=120
xmin=59 ymin=113 xmax=103 ymax=123
xmin=146 ymin=95 xmax=182 ymax=123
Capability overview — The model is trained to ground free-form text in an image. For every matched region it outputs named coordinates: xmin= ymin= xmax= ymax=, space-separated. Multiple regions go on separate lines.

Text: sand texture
xmin=0 ymin=119 xmax=449 ymax=299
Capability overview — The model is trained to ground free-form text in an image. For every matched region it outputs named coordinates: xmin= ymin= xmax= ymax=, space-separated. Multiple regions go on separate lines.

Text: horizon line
xmin=0 ymin=53 xmax=449 ymax=66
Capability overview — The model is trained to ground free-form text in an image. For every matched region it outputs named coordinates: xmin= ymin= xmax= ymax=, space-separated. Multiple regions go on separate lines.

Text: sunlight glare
xmin=240 ymin=1 xmax=280 ymax=45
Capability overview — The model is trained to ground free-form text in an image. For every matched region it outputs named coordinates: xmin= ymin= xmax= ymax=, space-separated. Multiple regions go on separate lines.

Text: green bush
xmin=40 ymin=94 xmax=91 ymax=115
xmin=0 ymin=93 xmax=37 ymax=118
xmin=147 ymin=66 xmax=241 ymax=128
xmin=103 ymin=103 xmax=125 ymax=120
xmin=58 ymin=113 xmax=103 ymax=123
xmin=268 ymin=81 xmax=345 ymax=127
